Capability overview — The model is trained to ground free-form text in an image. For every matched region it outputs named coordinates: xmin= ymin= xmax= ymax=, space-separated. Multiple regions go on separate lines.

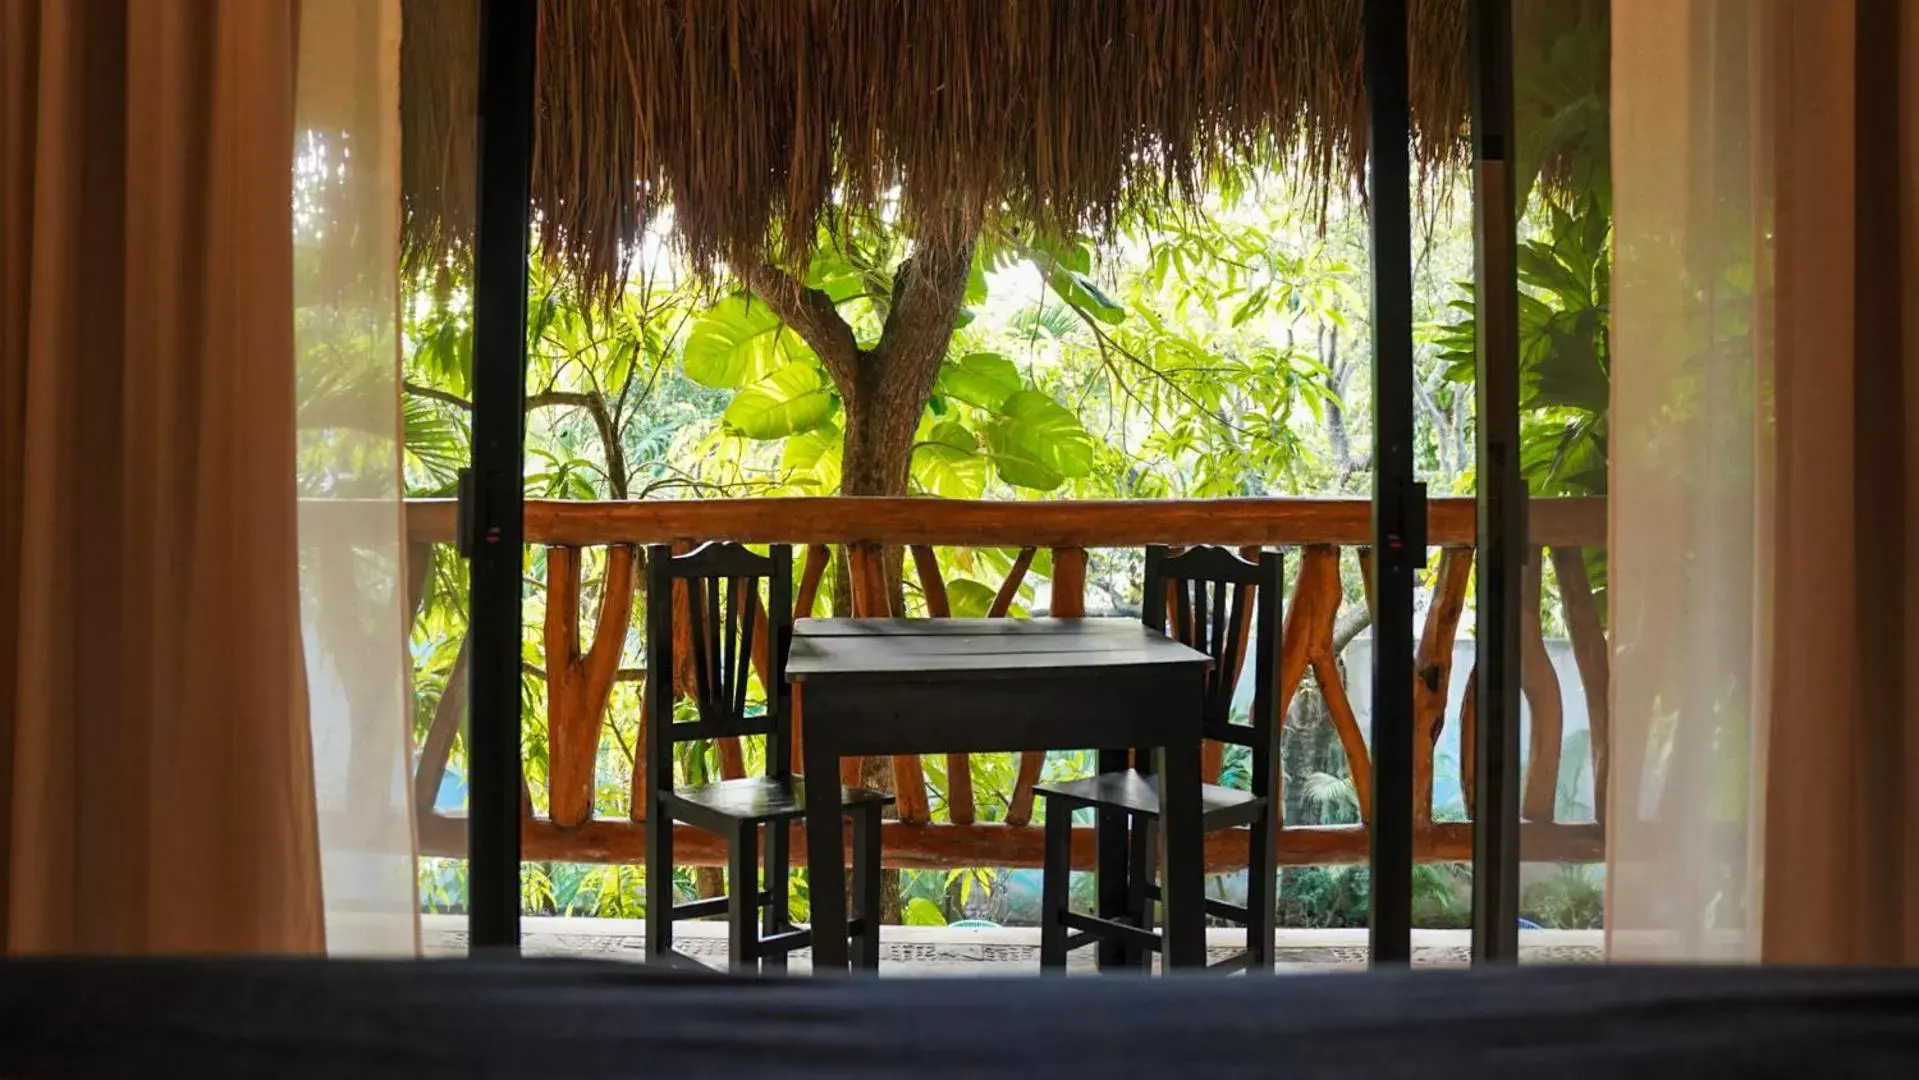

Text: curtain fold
xmin=0 ymin=0 xmax=322 ymax=953
xmin=1 ymin=0 xmax=417 ymax=955
xmin=1610 ymin=0 xmax=1919 ymax=964
xmin=1758 ymin=0 xmax=1919 ymax=965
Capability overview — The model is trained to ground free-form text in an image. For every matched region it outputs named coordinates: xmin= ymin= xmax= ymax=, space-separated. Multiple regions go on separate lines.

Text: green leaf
xmin=912 ymin=421 xmax=987 ymax=499
xmin=1230 ymin=285 xmax=1269 ymax=327
xmin=1023 ymin=233 xmax=1124 ymax=325
xmin=683 ymin=295 xmax=811 ymax=388
xmin=781 ymin=421 xmax=842 ymax=493
xmin=1029 ymin=234 xmax=1092 ymax=274
xmin=963 ymin=258 xmax=989 ymax=307
xmin=604 ymin=337 xmax=636 ymax=396
xmin=804 ymin=249 xmax=866 ymax=304
xmin=722 ymin=361 xmax=838 ymax=439
xmin=1517 ymin=242 xmax=1590 ymax=309
xmin=1046 ymin=267 xmax=1126 ymax=325
xmin=937 ymin=352 xmax=1023 ymax=411
xmin=945 ymin=579 xmax=998 ymax=618
xmin=984 ymin=390 xmax=1096 ymax=491
xmin=903 ymin=897 xmax=949 ymax=927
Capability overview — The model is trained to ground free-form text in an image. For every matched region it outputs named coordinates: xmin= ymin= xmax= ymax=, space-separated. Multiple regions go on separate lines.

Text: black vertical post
xmin=1469 ymin=0 xmax=1524 ymax=965
xmin=1365 ymin=0 xmax=1422 ymax=968
xmin=466 ymin=0 xmax=536 ymax=954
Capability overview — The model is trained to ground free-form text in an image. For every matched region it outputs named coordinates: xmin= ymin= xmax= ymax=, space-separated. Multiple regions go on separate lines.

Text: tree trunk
xmin=741 ymin=232 xmax=980 ymax=926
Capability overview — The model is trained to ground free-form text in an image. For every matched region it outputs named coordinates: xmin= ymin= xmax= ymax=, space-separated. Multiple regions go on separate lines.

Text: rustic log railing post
xmin=544 ymin=544 xmax=636 ymax=828
xmin=415 ymin=639 xmax=470 ymax=816
xmin=1412 ymin=548 xmax=1473 ymax=827
xmin=988 ymin=547 xmax=1037 ymax=618
xmin=1520 ymin=551 xmax=1564 ymax=822
xmin=628 ymin=551 xmax=655 ymax=823
xmin=630 ymin=669 xmax=652 ymax=821
xmin=1357 ymin=544 xmax=1472 ymax=826
xmin=1551 ymin=546 xmax=1610 ymax=820
xmin=404 ymin=540 xmax=469 ymax=819
xmin=1459 ymin=660 xmax=1479 ymax=818
xmin=1289 ymin=545 xmax=1371 ymax=821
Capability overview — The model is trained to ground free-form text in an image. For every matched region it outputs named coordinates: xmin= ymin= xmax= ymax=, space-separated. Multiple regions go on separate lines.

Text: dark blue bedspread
xmin=2 ymin=959 xmax=1916 ymax=1077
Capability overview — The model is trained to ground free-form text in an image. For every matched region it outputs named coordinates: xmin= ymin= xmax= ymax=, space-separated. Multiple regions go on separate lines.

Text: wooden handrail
xmin=416 ymin=813 xmax=1607 ymax=873
xmin=401 ymin=496 xmax=1605 ymax=548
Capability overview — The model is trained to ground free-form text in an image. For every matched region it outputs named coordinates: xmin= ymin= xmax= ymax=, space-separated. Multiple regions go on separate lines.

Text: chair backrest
xmin=645 ymin=542 xmax=794 ymax=787
xmin=1142 ymin=546 xmax=1285 ymax=769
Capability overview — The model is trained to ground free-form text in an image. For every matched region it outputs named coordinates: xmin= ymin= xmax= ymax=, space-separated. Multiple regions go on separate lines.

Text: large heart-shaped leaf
xmin=984 ymin=390 xmax=1096 ymax=491
xmin=937 ymin=352 xmax=1023 ymax=411
xmin=781 ymin=421 xmax=842 ymax=492
xmin=723 ymin=361 xmax=838 ymax=440
xmin=684 ymin=295 xmax=812 ymax=388
xmin=911 ymin=420 xmax=987 ymax=499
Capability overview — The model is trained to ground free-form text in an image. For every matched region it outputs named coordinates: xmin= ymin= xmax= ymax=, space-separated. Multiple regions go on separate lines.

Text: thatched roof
xmin=404 ymin=0 xmax=1478 ymax=304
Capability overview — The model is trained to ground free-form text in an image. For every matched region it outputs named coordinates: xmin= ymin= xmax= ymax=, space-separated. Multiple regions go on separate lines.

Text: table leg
xmin=1155 ymin=735 xmax=1206 ymax=970
xmin=803 ymin=733 xmax=850 ymax=974
xmin=1094 ymin=748 xmax=1132 ymax=971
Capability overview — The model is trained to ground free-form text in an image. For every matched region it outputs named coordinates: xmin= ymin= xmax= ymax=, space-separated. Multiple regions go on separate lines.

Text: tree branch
xmin=739 ymin=263 xmax=863 ymax=390
xmin=873 ymin=238 xmax=976 ymax=395
xmin=1333 ymin=607 xmax=1374 ymax=657
xmin=519 ymin=389 xmax=629 ymax=498
xmin=403 ymin=380 xmax=473 ymax=411
xmin=580 ymin=391 xmax=628 ymax=498
xmin=1412 ymin=367 xmax=1452 ymax=480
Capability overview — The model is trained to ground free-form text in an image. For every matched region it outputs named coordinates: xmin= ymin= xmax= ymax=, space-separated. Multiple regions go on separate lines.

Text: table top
xmin=787 ymin=617 xmax=1209 ymax=683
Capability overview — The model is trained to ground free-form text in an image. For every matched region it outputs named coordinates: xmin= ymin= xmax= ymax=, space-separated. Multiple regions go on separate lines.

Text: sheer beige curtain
xmin=0 ymin=0 xmax=416 ymax=954
xmin=294 ymin=0 xmax=419 ymax=956
xmin=1610 ymin=0 xmax=1919 ymax=964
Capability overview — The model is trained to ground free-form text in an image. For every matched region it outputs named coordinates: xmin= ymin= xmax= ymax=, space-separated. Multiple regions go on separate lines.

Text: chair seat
xmin=1035 ymin=768 xmax=1260 ymax=823
xmin=665 ymin=776 xmax=892 ymax=824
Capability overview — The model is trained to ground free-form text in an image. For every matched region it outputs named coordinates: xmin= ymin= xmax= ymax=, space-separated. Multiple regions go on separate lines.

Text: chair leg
xmin=645 ymin=806 xmax=674 ymax=965
xmin=1094 ymin=807 xmax=1132 ymax=971
xmin=1245 ymin=807 xmax=1276 ymax=974
xmin=728 ymin=821 xmax=758 ymax=974
xmin=1128 ymin=818 xmax=1158 ymax=972
xmin=1040 ymin=802 xmax=1071 ymax=972
xmin=763 ymin=820 xmax=791 ymax=974
xmin=1093 ymin=749 xmax=1131 ymax=971
xmin=850 ymin=805 xmax=883 ymax=971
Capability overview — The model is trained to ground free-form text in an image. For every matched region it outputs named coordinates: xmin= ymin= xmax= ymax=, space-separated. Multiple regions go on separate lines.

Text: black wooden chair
xmin=643 ymin=542 xmax=892 ymax=973
xmin=1035 ymin=545 xmax=1283 ymax=974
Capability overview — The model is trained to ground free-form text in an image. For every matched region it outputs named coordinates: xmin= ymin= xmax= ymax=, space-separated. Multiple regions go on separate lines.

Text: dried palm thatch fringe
xmin=403 ymin=0 xmax=1477 ymax=308
xmin=401 ymin=0 xmax=479 ymax=285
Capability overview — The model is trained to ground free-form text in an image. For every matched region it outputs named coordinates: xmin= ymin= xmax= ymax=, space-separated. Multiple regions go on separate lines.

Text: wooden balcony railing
xmin=405 ymin=497 xmax=1608 ymax=871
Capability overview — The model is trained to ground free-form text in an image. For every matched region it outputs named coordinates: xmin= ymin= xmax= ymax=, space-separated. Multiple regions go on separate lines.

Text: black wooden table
xmin=787 ymin=617 xmax=1211 ymax=973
